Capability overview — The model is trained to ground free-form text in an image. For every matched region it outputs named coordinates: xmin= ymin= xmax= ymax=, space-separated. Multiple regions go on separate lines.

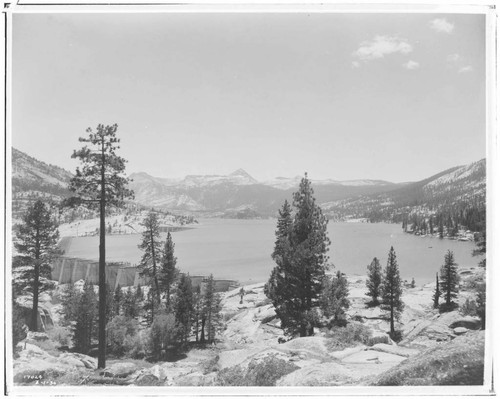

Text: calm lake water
xmin=64 ymin=219 xmax=479 ymax=285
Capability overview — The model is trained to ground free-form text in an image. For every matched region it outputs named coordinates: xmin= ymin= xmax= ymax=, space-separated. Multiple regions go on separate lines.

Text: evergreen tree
xmin=380 ymin=247 xmax=404 ymax=337
xmin=113 ymin=284 xmax=123 ymax=316
xmin=429 ymin=217 xmax=434 ymax=235
xmin=66 ymin=123 xmax=134 ymax=368
xmin=123 ymin=286 xmax=139 ymax=319
xmin=476 ymin=282 xmax=486 ymax=330
xmin=265 ymin=200 xmax=292 ymax=301
xmin=192 ymin=285 xmax=203 ymax=343
xmin=149 ymin=313 xmax=180 ymax=360
xmin=439 ymin=250 xmax=460 ymax=311
xmin=105 ymin=283 xmax=115 ymax=323
xmin=365 ymin=257 xmax=382 ymax=306
xmin=320 ymin=271 xmax=350 ymax=324
xmin=13 ymin=200 xmax=61 ymax=331
xmin=159 ymin=232 xmax=179 ymax=310
xmin=136 ymin=284 xmax=144 ymax=302
xmin=433 ymin=272 xmax=440 ymax=309
xmin=473 ymin=230 xmax=486 ymax=267
xmin=174 ymin=273 xmax=194 ymax=345
xmin=138 ymin=212 xmax=163 ymax=318
xmin=201 ymin=275 xmax=222 ymax=344
xmin=266 ymin=175 xmax=330 ymax=337
xmin=61 ymin=283 xmax=82 ymax=326
xmin=74 ymin=281 xmax=98 ymax=354
xmin=438 ymin=220 xmax=444 ymax=239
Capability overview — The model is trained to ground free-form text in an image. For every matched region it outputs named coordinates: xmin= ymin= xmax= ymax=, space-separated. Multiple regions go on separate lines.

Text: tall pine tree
xmin=365 ymin=257 xmax=382 ymax=306
xmin=439 ymin=250 xmax=459 ymax=311
xmin=113 ymin=284 xmax=123 ymax=316
xmin=138 ymin=212 xmax=163 ymax=318
xmin=380 ymin=247 xmax=404 ymax=337
xmin=265 ymin=200 xmax=292 ymax=301
xmin=200 ymin=275 xmax=222 ymax=344
xmin=67 ymin=123 xmax=133 ymax=368
xmin=159 ymin=232 xmax=179 ymax=310
xmin=13 ymin=200 xmax=61 ymax=331
xmin=174 ymin=273 xmax=194 ymax=345
xmin=73 ymin=281 xmax=98 ymax=354
xmin=433 ymin=272 xmax=441 ymax=309
xmin=266 ymin=174 xmax=330 ymax=337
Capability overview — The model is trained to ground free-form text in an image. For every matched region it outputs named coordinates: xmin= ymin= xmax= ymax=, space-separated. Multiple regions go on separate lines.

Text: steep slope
xmin=323 ymin=159 xmax=486 ymax=221
xmin=11 ymin=148 xmax=73 ymax=218
xmin=12 ymin=148 xmax=72 ymax=199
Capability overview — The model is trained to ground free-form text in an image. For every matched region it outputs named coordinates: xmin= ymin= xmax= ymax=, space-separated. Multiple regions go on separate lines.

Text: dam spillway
xmin=51 ymin=257 xmax=238 ymax=292
xmin=51 ymin=257 xmax=143 ymax=289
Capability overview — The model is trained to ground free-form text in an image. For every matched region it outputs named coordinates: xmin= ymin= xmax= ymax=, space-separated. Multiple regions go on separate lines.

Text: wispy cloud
xmin=446 ymin=53 xmax=473 ymax=74
xmin=458 ymin=66 xmax=473 ymax=73
xmin=430 ymin=18 xmax=455 ymax=34
xmin=351 ymin=61 xmax=361 ymax=69
xmin=403 ymin=60 xmax=420 ymax=70
xmin=446 ymin=53 xmax=461 ymax=63
xmin=352 ymin=35 xmax=413 ymax=63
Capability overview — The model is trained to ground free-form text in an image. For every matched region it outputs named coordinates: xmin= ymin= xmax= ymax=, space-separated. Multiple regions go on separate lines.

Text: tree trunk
xmin=200 ymin=317 xmax=205 ymax=343
xmin=195 ymin=316 xmax=199 ymax=343
xmin=150 ymin=230 xmax=161 ymax=313
xmin=390 ymin=302 xmax=394 ymax=335
xmin=98 ymin=139 xmax=107 ymax=369
xmin=31 ymin=261 xmax=40 ymax=331
xmin=299 ymin=324 xmax=306 ymax=337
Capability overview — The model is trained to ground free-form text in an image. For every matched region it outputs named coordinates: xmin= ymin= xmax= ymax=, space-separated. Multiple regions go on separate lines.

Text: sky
xmin=12 ymin=11 xmax=486 ymax=183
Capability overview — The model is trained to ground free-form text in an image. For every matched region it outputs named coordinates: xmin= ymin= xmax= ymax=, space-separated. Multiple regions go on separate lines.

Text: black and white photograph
xmin=4 ymin=1 xmax=497 ymax=396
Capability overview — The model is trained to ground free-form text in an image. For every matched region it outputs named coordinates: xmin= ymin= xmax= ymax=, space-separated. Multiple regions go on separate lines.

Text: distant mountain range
xmin=11 ymin=147 xmax=486 ymax=221
xmin=127 ymin=170 xmax=407 ymax=217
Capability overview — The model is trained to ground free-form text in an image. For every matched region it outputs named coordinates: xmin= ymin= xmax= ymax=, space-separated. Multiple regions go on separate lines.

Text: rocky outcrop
xmin=101 ymin=362 xmax=139 ymax=378
xmin=370 ymin=331 xmax=485 ymax=386
xmin=13 ymin=343 xmax=97 ymax=384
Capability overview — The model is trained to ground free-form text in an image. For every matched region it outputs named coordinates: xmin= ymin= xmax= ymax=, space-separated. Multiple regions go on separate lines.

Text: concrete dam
xmin=51 ymin=257 xmax=239 ymax=292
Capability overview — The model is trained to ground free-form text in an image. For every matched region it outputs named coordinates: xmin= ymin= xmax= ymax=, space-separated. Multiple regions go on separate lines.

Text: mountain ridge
xmin=11 ymin=147 xmax=485 ymax=221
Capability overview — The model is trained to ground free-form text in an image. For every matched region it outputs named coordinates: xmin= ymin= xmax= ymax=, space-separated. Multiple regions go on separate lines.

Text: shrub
xmin=201 ymin=354 xmax=220 ymax=375
xmin=439 ymin=302 xmax=459 ymax=313
xmin=26 ymin=338 xmax=60 ymax=357
xmin=46 ymin=326 xmax=72 ymax=347
xmin=246 ymin=354 xmax=299 ymax=386
xmin=366 ymin=335 xmax=389 ymax=346
xmin=148 ymin=313 xmax=180 ymax=360
xmin=124 ymin=333 xmax=147 ymax=359
xmin=389 ymin=329 xmax=403 ymax=343
xmin=325 ymin=322 xmax=372 ymax=351
xmin=106 ymin=315 xmax=140 ymax=357
xmin=460 ymin=298 xmax=478 ymax=316
xmin=216 ymin=354 xmax=299 ymax=386
xmin=216 ymin=365 xmax=247 ymax=386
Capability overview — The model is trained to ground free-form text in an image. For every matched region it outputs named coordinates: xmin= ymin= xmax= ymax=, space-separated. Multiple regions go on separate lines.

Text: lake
xmin=62 ymin=218 xmax=479 ymax=285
